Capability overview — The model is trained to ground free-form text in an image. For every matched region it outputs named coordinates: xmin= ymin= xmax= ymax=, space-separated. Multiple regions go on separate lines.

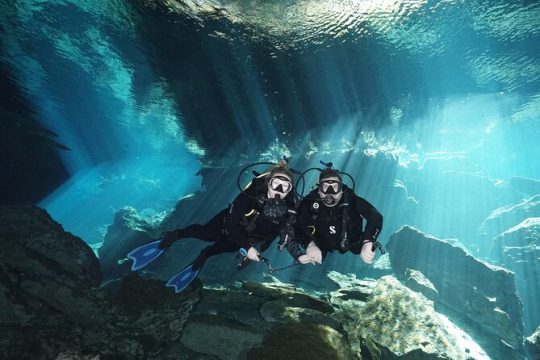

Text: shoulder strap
xmin=338 ymin=187 xmax=355 ymax=251
xmin=309 ymin=193 xmax=321 ymax=221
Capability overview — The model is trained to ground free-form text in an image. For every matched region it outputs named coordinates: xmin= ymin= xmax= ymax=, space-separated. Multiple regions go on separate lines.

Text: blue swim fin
xmin=127 ymin=240 xmax=165 ymax=271
xmin=166 ymin=264 xmax=201 ymax=293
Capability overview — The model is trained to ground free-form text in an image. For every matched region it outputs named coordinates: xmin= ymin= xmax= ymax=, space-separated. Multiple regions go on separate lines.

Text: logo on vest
xmin=329 ymin=225 xmax=336 ymax=234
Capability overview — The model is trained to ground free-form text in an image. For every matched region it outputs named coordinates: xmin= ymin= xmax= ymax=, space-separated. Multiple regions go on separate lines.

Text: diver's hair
xmin=268 ymin=159 xmax=294 ymax=182
xmin=319 ymin=168 xmax=342 ymax=182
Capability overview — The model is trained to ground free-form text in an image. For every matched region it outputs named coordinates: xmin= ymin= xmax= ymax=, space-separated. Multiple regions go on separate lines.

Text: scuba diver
xmin=294 ymin=162 xmax=383 ymax=265
xmin=127 ymin=160 xmax=300 ymax=292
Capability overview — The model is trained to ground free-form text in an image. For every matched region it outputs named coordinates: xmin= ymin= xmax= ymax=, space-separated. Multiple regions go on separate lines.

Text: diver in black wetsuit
xmin=159 ymin=161 xmax=300 ymax=271
xmin=295 ymin=167 xmax=383 ymax=265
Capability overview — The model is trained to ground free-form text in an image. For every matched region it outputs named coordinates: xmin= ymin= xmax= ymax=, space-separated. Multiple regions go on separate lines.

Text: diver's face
xmin=267 ymin=174 xmax=292 ymax=199
xmin=318 ymin=176 xmax=343 ymax=207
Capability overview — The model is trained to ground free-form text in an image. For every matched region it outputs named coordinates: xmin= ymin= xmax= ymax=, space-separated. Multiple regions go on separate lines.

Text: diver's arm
xmin=285 ymin=236 xmax=303 ymax=261
xmin=354 ymin=195 xmax=383 ymax=242
xmin=294 ymin=199 xmax=313 ymax=248
xmin=226 ymin=192 xmax=255 ymax=249
xmin=278 ymin=208 xmax=303 ymax=260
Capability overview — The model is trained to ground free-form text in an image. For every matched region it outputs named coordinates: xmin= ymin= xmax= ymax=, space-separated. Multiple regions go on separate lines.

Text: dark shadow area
xmin=0 ymin=64 xmax=69 ymax=205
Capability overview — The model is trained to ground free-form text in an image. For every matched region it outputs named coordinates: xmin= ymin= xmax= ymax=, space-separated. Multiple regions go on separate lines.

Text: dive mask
xmin=319 ymin=179 xmax=341 ymax=195
xmin=318 ymin=177 xmax=343 ymax=207
xmin=267 ymin=175 xmax=292 ymax=199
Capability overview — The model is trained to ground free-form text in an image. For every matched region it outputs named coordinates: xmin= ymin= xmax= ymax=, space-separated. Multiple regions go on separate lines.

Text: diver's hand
xmin=298 ymin=254 xmax=316 ymax=265
xmin=304 ymin=241 xmax=322 ymax=264
xmin=159 ymin=231 xmax=177 ymax=249
xmin=359 ymin=240 xmax=376 ymax=264
xmin=246 ymin=247 xmax=261 ymax=261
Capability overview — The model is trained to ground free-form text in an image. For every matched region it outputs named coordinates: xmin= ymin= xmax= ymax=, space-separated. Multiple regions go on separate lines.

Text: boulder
xmin=0 ymin=206 xmax=521 ymax=359
xmin=327 ymin=271 xmax=376 ymax=303
xmin=525 ymin=326 xmax=540 ymax=360
xmin=509 ymin=177 xmax=540 ymax=197
xmin=0 ymin=206 xmax=103 ymax=326
xmin=340 ymin=276 xmax=490 ymax=360
xmin=242 ymin=281 xmax=334 ymax=314
xmin=490 ymin=217 xmax=540 ymax=335
xmin=0 ymin=206 xmax=105 ymax=358
xmin=0 ymin=206 xmax=200 ymax=359
xmin=260 ymin=299 xmax=344 ymax=333
xmin=387 ymin=226 xmax=525 ymax=358
xmin=479 ymin=194 xmax=540 ymax=242
xmin=247 ymin=323 xmax=356 ymax=360
xmin=187 ymin=279 xmax=356 ymax=358
xmin=90 ymin=274 xmax=200 ymax=359
xmin=490 ymin=217 xmax=540 ymax=261
xmin=181 ymin=314 xmax=265 ymax=359
xmin=402 ymin=268 xmax=438 ymax=302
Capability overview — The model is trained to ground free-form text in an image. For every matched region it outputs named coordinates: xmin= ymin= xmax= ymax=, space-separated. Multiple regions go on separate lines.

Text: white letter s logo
xmin=329 ymin=226 xmax=336 ymax=234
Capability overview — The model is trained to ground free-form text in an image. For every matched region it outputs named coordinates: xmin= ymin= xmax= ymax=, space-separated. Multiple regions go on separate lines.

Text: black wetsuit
xmin=176 ymin=177 xmax=296 ymax=270
xmin=295 ymin=186 xmax=383 ymax=260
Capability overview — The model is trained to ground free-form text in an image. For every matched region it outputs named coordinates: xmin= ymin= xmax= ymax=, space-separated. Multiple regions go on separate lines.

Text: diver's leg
xmin=160 ymin=209 xmax=227 ymax=249
xmin=178 ymin=209 xmax=228 ymax=242
xmin=166 ymin=237 xmax=237 ymax=293
xmin=191 ymin=239 xmax=238 ymax=271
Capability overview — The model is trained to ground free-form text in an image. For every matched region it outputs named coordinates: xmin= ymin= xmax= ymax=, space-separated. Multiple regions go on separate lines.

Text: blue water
xmin=1 ymin=0 xmax=539 ymax=340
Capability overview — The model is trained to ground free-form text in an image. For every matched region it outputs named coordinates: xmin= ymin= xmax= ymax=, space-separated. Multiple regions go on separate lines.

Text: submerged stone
xmin=353 ymin=276 xmax=489 ymax=360
xmin=480 ymin=194 xmax=540 ymax=242
xmin=247 ymin=323 xmax=356 ymax=360
xmin=387 ymin=226 xmax=525 ymax=359
xmin=525 ymin=326 xmax=540 ymax=360
xmin=0 ymin=206 xmax=103 ymax=326
xmin=181 ymin=314 xmax=265 ymax=359
xmin=403 ymin=268 xmax=439 ymax=302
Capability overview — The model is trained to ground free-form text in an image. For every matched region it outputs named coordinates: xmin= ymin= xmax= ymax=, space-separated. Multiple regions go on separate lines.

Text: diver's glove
xmin=359 ymin=240 xmax=376 ymax=264
xmin=246 ymin=247 xmax=261 ymax=261
xmin=298 ymin=254 xmax=314 ymax=264
xmin=159 ymin=230 xmax=182 ymax=249
xmin=298 ymin=241 xmax=322 ymax=264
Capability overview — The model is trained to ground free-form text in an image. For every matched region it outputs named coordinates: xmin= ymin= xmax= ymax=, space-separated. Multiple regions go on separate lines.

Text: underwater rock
xmin=193 ymin=285 xmax=272 ymax=330
xmin=490 ymin=217 xmax=540 ymax=336
xmin=525 ymin=326 xmax=540 ymax=360
xmin=359 ymin=337 xmax=458 ymax=359
xmin=242 ymin=281 xmax=334 ymax=314
xmin=54 ymin=352 xmax=99 ymax=360
xmin=186 ymin=281 xmax=353 ymax=359
xmin=247 ymin=323 xmax=356 ymax=360
xmin=80 ymin=274 xmax=199 ymax=359
xmin=0 ymin=206 xmax=200 ymax=359
xmin=352 ymin=276 xmax=489 ymax=360
xmin=181 ymin=314 xmax=265 ymax=359
xmin=509 ymin=176 xmax=540 ymax=197
xmin=0 ymin=206 xmax=103 ymax=326
xmin=260 ymin=299 xmax=344 ymax=333
xmin=402 ymin=268 xmax=439 ymax=302
xmin=490 ymin=217 xmax=540 ymax=263
xmin=0 ymin=207 xmax=520 ymax=359
xmin=99 ymin=206 xmax=157 ymax=280
xmin=479 ymin=194 xmax=540 ymax=242
xmin=0 ymin=206 xmax=106 ymax=358
xmin=326 ymin=271 xmax=376 ymax=303
xmin=387 ymin=226 xmax=525 ymax=358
